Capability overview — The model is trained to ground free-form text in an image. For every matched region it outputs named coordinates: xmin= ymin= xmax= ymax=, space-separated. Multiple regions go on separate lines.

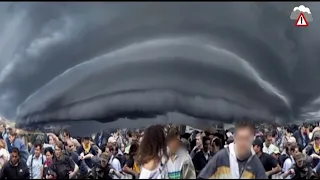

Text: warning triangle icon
xmin=295 ymin=13 xmax=308 ymax=27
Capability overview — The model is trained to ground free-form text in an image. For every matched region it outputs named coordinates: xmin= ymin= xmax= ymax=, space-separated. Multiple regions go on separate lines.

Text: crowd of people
xmin=0 ymin=121 xmax=319 ymax=179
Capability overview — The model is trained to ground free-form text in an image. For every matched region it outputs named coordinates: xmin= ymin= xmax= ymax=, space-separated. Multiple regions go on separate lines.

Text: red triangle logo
xmin=295 ymin=13 xmax=309 ymax=27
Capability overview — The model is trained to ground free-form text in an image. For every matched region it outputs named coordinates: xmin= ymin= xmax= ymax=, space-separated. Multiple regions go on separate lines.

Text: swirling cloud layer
xmin=0 ymin=2 xmax=320 ymax=131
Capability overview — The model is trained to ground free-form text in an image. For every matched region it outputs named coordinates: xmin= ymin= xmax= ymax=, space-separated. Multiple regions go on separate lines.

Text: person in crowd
xmin=123 ymin=143 xmax=140 ymax=179
xmin=198 ymin=120 xmax=267 ymax=179
xmin=294 ymin=124 xmax=310 ymax=152
xmin=62 ymin=129 xmax=80 ymax=148
xmin=0 ymin=147 xmax=30 ymax=179
xmin=252 ymin=138 xmax=281 ymax=179
xmin=51 ymin=141 xmax=79 ymax=179
xmin=189 ymin=133 xmax=203 ymax=159
xmin=43 ymin=147 xmax=56 ymax=179
xmin=77 ymin=137 xmax=97 ymax=169
xmin=109 ymin=144 xmax=123 ymax=179
xmin=3 ymin=127 xmax=13 ymax=154
xmin=92 ymin=152 xmax=122 ymax=179
xmin=166 ymin=127 xmax=196 ymax=179
xmin=8 ymin=130 xmax=29 ymax=163
xmin=125 ymin=131 xmax=139 ymax=155
xmin=263 ymin=131 xmax=279 ymax=155
xmin=137 ymin=125 xmax=168 ymax=179
xmin=0 ymin=139 xmax=9 ymax=170
xmin=284 ymin=152 xmax=316 ymax=179
xmin=27 ymin=142 xmax=46 ymax=179
xmin=282 ymin=143 xmax=299 ymax=179
xmin=211 ymin=137 xmax=222 ymax=154
xmin=66 ymin=139 xmax=91 ymax=179
xmin=192 ymin=136 xmax=214 ymax=176
xmin=94 ymin=130 xmax=108 ymax=150
xmin=304 ymin=130 xmax=320 ymax=174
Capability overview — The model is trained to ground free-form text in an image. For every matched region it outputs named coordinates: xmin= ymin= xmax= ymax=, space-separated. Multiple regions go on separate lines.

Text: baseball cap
xmin=272 ymin=147 xmax=280 ymax=155
xmin=313 ymin=131 xmax=320 ymax=139
xmin=252 ymin=138 xmax=263 ymax=149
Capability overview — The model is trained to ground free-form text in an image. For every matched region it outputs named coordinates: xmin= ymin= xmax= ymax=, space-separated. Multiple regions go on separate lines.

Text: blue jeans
xmin=315 ymin=161 xmax=320 ymax=175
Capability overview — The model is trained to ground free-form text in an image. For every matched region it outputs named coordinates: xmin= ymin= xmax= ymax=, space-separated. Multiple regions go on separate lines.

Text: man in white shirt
xmin=263 ymin=132 xmax=278 ymax=154
xmin=27 ymin=143 xmax=46 ymax=179
xmin=281 ymin=144 xmax=298 ymax=179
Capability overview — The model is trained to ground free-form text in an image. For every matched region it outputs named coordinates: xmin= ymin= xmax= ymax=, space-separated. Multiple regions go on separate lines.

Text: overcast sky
xmin=0 ymin=2 xmax=320 ymax=130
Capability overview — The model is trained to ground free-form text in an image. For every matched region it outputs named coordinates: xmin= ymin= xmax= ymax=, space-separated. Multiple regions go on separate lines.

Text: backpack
xmin=30 ymin=154 xmax=45 ymax=179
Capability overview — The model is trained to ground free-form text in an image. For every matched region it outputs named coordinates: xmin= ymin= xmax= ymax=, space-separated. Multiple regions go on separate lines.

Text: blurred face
xmin=10 ymin=152 xmax=19 ymax=164
xmin=105 ymin=147 xmax=111 ymax=154
xmin=234 ymin=127 xmax=254 ymax=158
xmin=49 ymin=136 xmax=55 ymax=145
xmin=55 ymin=146 xmax=62 ymax=158
xmin=203 ymin=140 xmax=211 ymax=152
xmin=34 ymin=146 xmax=41 ymax=157
xmin=8 ymin=134 xmax=15 ymax=143
xmin=196 ymin=134 xmax=202 ymax=146
xmin=63 ymin=133 xmax=69 ymax=141
xmin=66 ymin=142 xmax=74 ymax=153
xmin=46 ymin=151 xmax=53 ymax=161
xmin=265 ymin=136 xmax=273 ymax=147
xmin=253 ymin=145 xmax=260 ymax=154
xmin=120 ymin=144 xmax=125 ymax=152
xmin=272 ymin=153 xmax=279 ymax=159
xmin=101 ymin=159 xmax=108 ymax=168
xmin=167 ymin=137 xmax=180 ymax=153
xmin=315 ymin=137 xmax=320 ymax=145
xmin=296 ymin=159 xmax=303 ymax=168
xmin=84 ymin=139 xmax=90 ymax=146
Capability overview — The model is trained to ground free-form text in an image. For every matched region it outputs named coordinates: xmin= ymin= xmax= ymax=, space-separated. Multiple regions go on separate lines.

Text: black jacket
xmin=192 ymin=151 xmax=215 ymax=175
xmin=0 ymin=161 xmax=30 ymax=179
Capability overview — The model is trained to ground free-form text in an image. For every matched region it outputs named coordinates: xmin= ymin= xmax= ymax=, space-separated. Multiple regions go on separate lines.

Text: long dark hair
xmin=136 ymin=125 xmax=167 ymax=165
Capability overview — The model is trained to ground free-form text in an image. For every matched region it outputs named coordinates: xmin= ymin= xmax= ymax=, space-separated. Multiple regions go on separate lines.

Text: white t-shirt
xmin=263 ymin=143 xmax=278 ymax=154
xmin=139 ymin=164 xmax=162 ymax=179
xmin=0 ymin=149 xmax=9 ymax=169
xmin=109 ymin=156 xmax=122 ymax=179
xmin=282 ymin=156 xmax=294 ymax=179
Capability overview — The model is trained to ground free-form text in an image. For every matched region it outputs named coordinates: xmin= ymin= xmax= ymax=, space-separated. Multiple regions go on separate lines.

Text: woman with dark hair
xmin=43 ymin=147 xmax=56 ymax=179
xmin=137 ymin=125 xmax=168 ymax=179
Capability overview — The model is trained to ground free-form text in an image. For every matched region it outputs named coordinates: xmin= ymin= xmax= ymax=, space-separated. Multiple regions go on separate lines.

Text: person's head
xmin=66 ymin=139 xmax=75 ymax=153
xmin=48 ymin=135 xmax=55 ymax=145
xmin=264 ymin=131 xmax=273 ymax=147
xmin=211 ymin=137 xmax=222 ymax=153
xmin=10 ymin=147 xmax=20 ymax=165
xmin=120 ymin=144 xmax=125 ymax=153
xmin=202 ymin=136 xmax=211 ymax=152
xmin=271 ymin=147 xmax=281 ymax=159
xmin=105 ymin=143 xmax=112 ymax=154
xmin=62 ymin=129 xmax=70 ymax=141
xmin=294 ymin=152 xmax=305 ymax=168
xmin=83 ymin=137 xmax=90 ymax=146
xmin=34 ymin=142 xmax=43 ymax=157
xmin=132 ymin=132 xmax=139 ymax=142
xmin=111 ymin=145 xmax=118 ymax=155
xmin=44 ymin=147 xmax=54 ymax=161
xmin=55 ymin=141 xmax=64 ymax=158
xmin=129 ymin=143 xmax=139 ymax=158
xmin=234 ymin=120 xmax=255 ymax=159
xmin=100 ymin=152 xmax=111 ymax=168
xmin=0 ymin=139 xmax=7 ymax=150
xmin=195 ymin=132 xmax=203 ymax=147
xmin=252 ymin=138 xmax=263 ymax=154
xmin=166 ymin=127 xmax=181 ymax=154
xmin=8 ymin=131 xmax=17 ymax=144
xmin=137 ymin=125 xmax=167 ymax=165
xmin=300 ymin=124 xmax=309 ymax=135
xmin=286 ymin=143 xmax=298 ymax=156
xmin=313 ymin=131 xmax=320 ymax=145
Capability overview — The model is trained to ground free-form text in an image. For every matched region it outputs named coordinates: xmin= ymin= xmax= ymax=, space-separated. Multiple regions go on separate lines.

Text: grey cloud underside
xmin=0 ymin=2 xmax=320 ymax=131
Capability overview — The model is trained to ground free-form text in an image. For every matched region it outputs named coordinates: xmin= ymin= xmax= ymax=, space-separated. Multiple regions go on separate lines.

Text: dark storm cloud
xmin=0 ymin=2 xmax=320 ymax=130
